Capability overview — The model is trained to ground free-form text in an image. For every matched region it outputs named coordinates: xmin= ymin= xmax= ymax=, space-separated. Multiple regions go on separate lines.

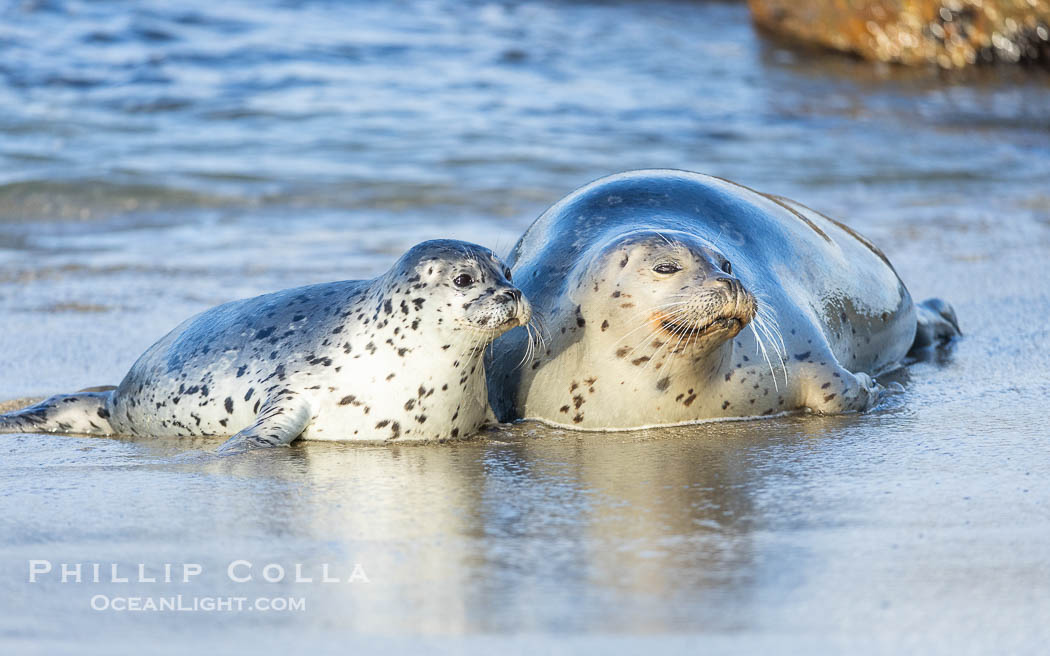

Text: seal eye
xmin=453 ymin=274 xmax=475 ymax=288
xmin=503 ymin=267 xmax=512 ymax=282
xmin=722 ymin=260 xmax=732 ymax=275
xmin=653 ymin=262 xmax=681 ymax=275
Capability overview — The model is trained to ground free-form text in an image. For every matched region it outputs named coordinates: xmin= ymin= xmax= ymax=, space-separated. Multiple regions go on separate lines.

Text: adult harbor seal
xmin=1 ymin=240 xmax=531 ymax=450
xmin=487 ymin=169 xmax=959 ymax=430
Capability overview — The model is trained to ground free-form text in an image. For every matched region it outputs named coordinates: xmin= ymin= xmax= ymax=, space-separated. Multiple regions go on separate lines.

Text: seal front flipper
xmin=801 ymin=367 xmax=881 ymax=415
xmin=0 ymin=391 xmax=115 ymax=435
xmin=215 ymin=394 xmax=314 ymax=455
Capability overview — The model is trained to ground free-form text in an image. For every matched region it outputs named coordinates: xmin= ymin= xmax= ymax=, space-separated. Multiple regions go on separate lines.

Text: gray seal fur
xmin=1 ymin=240 xmax=531 ymax=450
xmin=486 ymin=170 xmax=959 ymax=430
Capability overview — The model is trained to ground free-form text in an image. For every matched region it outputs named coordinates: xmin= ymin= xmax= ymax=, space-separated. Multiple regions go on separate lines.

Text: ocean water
xmin=1 ymin=0 xmax=1049 ymax=653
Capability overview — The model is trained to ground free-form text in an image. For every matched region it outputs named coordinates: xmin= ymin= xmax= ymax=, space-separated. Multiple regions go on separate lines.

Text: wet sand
xmin=2 ymin=0 xmax=1049 ymax=653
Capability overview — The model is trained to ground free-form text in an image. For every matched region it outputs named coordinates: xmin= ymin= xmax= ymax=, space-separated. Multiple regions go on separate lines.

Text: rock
xmin=748 ymin=0 xmax=1050 ymax=68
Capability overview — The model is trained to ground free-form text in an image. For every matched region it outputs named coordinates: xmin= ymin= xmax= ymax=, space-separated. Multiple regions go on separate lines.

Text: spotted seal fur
xmin=1 ymin=240 xmax=531 ymax=451
xmin=486 ymin=169 xmax=960 ymax=430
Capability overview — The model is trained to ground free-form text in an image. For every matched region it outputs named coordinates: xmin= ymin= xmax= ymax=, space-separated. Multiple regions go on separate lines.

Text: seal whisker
xmin=623 ymin=305 xmax=697 ymax=357
xmin=531 ymin=312 xmax=553 ymax=350
xmin=641 ymin=310 xmax=695 ymax=372
xmin=752 ymin=299 xmax=789 ymax=384
xmin=611 ymin=301 xmax=696 ymax=349
xmin=750 ymin=319 xmax=780 ymax=393
xmin=513 ymin=322 xmax=537 ymax=370
xmin=755 ymin=311 xmax=788 ymax=384
xmin=751 ymin=289 xmax=788 ymax=358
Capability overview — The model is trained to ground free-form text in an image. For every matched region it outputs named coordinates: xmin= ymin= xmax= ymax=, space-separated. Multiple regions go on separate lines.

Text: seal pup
xmin=1 ymin=240 xmax=531 ymax=451
xmin=487 ymin=169 xmax=959 ymax=430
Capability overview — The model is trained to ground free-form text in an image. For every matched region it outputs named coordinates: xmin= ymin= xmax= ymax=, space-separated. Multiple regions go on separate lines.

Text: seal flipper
xmin=0 ymin=391 xmax=115 ymax=435
xmin=910 ymin=298 xmax=961 ymax=355
xmin=801 ymin=366 xmax=881 ymax=415
xmin=215 ymin=394 xmax=313 ymax=454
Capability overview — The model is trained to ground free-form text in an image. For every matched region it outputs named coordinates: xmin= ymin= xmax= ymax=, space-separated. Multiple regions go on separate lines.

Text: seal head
xmin=572 ymin=229 xmax=756 ymax=363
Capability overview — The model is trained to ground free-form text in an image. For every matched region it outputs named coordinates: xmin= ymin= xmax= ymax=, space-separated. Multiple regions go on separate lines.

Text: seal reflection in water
xmin=486 ymin=170 xmax=960 ymax=430
xmin=0 ymin=240 xmax=532 ymax=451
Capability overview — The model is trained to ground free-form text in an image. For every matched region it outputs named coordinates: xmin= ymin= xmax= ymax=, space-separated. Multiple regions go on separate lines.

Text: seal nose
xmin=502 ymin=288 xmax=522 ymax=304
xmin=716 ymin=277 xmax=741 ymax=306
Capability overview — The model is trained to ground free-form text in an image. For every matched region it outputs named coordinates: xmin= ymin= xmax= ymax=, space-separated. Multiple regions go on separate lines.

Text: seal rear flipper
xmin=910 ymin=298 xmax=961 ymax=355
xmin=215 ymin=395 xmax=313 ymax=455
xmin=0 ymin=391 xmax=115 ymax=435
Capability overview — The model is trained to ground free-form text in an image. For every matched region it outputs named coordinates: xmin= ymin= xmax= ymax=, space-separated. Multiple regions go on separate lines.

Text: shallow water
xmin=1 ymin=0 xmax=1049 ymax=653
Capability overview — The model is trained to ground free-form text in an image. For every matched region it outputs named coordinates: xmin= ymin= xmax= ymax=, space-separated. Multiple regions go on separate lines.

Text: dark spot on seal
xmin=631 ymin=356 xmax=650 ymax=366
xmin=224 ymin=397 xmax=234 ymax=414
xmin=97 ymin=407 xmax=110 ymax=419
xmin=339 ymin=395 xmax=357 ymax=406
xmin=412 ymin=298 xmax=425 ymax=310
xmin=573 ymin=395 xmax=585 ymax=409
xmin=573 ymin=413 xmax=584 ymax=423
xmin=615 ymin=347 xmax=630 ymax=358
xmin=236 ymin=365 xmax=247 ymax=377
xmin=376 ymin=420 xmax=389 ymax=429
xmin=244 ymin=388 xmax=254 ymax=402
xmin=824 ymin=393 xmax=837 ymax=402
xmin=404 ymin=399 xmax=416 ymax=410
xmin=254 ymin=326 xmax=275 ymax=340
xmin=601 ymin=320 xmax=609 ymax=331
xmin=794 ymin=351 xmax=811 ymax=361
xmin=619 ymin=255 xmax=629 ymax=267
xmin=219 ymin=418 xmax=228 ymax=427
xmin=821 ymin=382 xmax=831 ymax=389
xmin=559 ymin=405 xmax=570 ymax=413
xmin=683 ymin=393 xmax=697 ymax=407
xmin=656 ymin=377 xmax=670 ymax=391
xmin=451 ymin=428 xmax=459 ymax=438
xmin=722 ymin=400 xmax=731 ymax=409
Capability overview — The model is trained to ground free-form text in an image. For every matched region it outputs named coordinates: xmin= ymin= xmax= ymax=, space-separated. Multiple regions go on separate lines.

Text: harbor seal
xmin=1 ymin=240 xmax=531 ymax=451
xmin=486 ymin=169 xmax=959 ymax=430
